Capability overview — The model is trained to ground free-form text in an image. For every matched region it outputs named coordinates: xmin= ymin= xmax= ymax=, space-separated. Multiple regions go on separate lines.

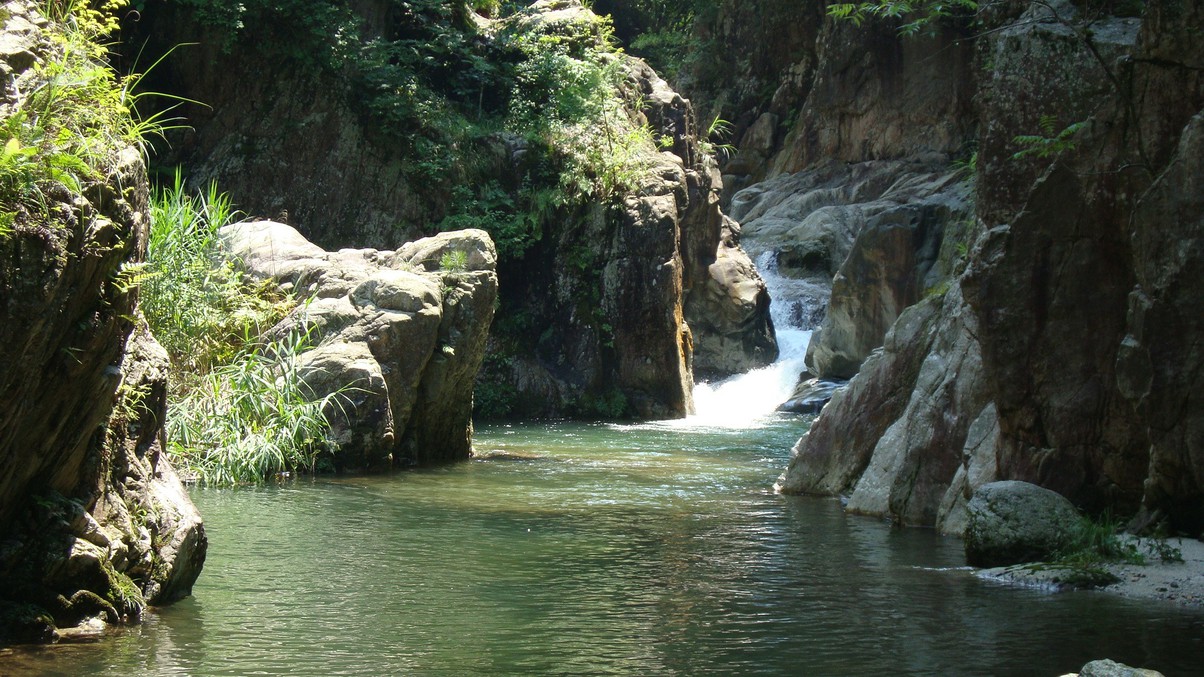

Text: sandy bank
xmin=978 ymin=537 xmax=1204 ymax=606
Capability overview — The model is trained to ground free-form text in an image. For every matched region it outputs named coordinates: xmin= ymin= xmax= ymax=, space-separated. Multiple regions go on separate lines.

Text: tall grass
xmin=145 ymin=176 xmax=346 ymax=485
xmin=166 ymin=323 xmax=346 ymax=485
xmin=1 ymin=0 xmax=181 ymax=230
xmin=143 ymin=171 xmax=293 ymax=375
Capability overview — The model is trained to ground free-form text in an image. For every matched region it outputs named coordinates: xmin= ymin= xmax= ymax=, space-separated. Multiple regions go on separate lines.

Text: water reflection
xmin=4 ymin=420 xmax=1204 ymax=675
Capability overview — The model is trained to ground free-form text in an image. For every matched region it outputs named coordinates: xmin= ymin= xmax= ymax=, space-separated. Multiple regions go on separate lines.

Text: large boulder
xmin=964 ymin=481 xmax=1080 ymax=567
xmin=0 ymin=0 xmax=205 ymax=642
xmin=222 ymin=223 xmax=499 ymax=468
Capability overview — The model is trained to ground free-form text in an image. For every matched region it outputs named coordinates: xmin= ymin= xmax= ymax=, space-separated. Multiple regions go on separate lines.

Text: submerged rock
xmin=222 ymin=222 xmax=499 ymax=469
xmin=964 ymin=481 xmax=1080 ymax=568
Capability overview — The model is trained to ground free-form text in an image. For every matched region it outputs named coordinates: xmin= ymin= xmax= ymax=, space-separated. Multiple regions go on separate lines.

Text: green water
xmin=6 ymin=418 xmax=1204 ymax=675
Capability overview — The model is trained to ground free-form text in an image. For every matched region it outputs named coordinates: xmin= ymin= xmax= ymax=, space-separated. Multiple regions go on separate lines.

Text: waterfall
xmin=674 ymin=251 xmax=821 ymax=428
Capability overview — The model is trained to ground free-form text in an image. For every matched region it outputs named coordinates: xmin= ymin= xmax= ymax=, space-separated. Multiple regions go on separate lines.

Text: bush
xmin=142 ymin=172 xmax=294 ymax=376
xmin=166 ymin=322 xmax=346 ymax=485
xmin=1 ymin=0 xmax=175 ymax=234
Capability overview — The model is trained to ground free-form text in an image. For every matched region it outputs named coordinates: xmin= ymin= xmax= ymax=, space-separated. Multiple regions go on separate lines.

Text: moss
xmin=0 ymin=601 xmax=57 ymax=644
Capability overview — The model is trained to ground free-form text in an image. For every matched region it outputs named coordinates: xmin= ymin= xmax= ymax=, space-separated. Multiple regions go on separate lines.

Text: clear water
xmin=4 ymin=417 xmax=1204 ymax=676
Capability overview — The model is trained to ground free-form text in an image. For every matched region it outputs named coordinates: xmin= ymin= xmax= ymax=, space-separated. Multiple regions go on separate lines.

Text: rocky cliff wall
xmin=775 ymin=0 xmax=1204 ymax=535
xmin=132 ymin=0 xmax=776 ymax=419
xmin=0 ymin=1 xmax=204 ymax=642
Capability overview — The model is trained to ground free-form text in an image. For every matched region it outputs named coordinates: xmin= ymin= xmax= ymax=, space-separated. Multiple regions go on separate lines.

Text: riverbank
xmin=979 ymin=537 xmax=1204 ymax=607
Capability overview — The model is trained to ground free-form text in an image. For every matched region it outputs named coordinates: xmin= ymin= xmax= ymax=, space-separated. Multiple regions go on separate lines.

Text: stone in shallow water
xmin=964 ymin=480 xmax=1080 ymax=567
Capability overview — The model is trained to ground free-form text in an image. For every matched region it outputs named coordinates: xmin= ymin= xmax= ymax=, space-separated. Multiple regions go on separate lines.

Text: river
xmin=5 ymin=409 xmax=1204 ymax=675
xmin=7 ymin=253 xmax=1204 ymax=676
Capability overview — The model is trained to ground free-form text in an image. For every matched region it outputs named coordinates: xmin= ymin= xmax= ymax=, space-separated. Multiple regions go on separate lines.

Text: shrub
xmin=142 ymin=171 xmax=294 ymax=376
xmin=1 ymin=0 xmax=178 ymax=232
xmin=166 ymin=322 xmax=346 ymax=485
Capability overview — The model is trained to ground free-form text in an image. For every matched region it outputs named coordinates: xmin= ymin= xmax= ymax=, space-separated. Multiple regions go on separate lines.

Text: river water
xmin=6 ymin=411 xmax=1204 ymax=675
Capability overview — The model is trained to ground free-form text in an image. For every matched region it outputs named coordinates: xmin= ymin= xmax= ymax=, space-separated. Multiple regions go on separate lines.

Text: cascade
xmin=683 ymin=250 xmax=823 ymax=427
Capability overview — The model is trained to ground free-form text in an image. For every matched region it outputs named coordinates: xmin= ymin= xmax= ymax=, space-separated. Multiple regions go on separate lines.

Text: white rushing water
xmin=667 ymin=250 xmax=819 ymax=429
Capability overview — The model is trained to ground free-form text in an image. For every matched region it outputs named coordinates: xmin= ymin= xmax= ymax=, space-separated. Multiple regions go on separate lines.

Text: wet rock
xmin=223 ymin=222 xmax=499 ymax=468
xmin=1069 ymin=659 xmax=1165 ymax=677
xmin=964 ymin=481 xmax=1080 ymax=567
xmin=777 ymin=377 xmax=843 ymax=414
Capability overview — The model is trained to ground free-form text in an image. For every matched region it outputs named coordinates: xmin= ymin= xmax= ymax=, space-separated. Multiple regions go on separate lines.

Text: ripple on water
xmin=7 ymin=421 xmax=1204 ymax=675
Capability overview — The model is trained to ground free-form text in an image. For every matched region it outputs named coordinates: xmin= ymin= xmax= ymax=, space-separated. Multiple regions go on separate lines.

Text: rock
xmin=777 ymin=0 xmax=1204 ymax=537
xmin=776 ymin=294 xmax=945 ymax=498
xmin=222 ymin=222 xmax=499 ymax=468
xmin=730 ymin=159 xmax=972 ymax=382
xmin=137 ymin=0 xmax=775 ymax=419
xmin=964 ymin=481 xmax=1081 ymax=567
xmin=0 ymin=2 xmax=205 ymax=641
xmin=688 ymin=217 xmax=778 ymax=380
xmin=679 ymin=0 xmax=974 ymax=182
xmin=777 ymin=376 xmax=844 ymax=414
xmin=1123 ymin=113 xmax=1204 ymax=531
xmin=1071 ymin=659 xmax=1165 ymax=677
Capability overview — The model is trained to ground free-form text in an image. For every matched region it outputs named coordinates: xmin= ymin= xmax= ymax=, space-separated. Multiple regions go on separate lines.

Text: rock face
xmin=730 ymin=160 xmax=972 ymax=379
xmin=222 ymin=222 xmax=499 ymax=468
xmin=775 ymin=0 xmax=1204 ymax=535
xmin=132 ymin=0 xmax=776 ymax=419
xmin=681 ymin=0 xmax=975 ymax=187
xmin=0 ymin=1 xmax=205 ymax=642
xmin=964 ymin=481 xmax=1081 ymax=568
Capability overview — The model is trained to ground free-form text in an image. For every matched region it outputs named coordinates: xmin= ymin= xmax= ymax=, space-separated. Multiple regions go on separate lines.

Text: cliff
xmin=0 ymin=1 xmax=204 ymax=642
xmin=761 ymin=0 xmax=1204 ymax=534
xmin=126 ymin=0 xmax=776 ymax=419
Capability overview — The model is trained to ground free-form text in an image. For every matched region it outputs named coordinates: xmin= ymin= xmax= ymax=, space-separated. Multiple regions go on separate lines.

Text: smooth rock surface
xmin=964 ymin=481 xmax=1081 ymax=568
xmin=222 ymin=223 xmax=499 ymax=468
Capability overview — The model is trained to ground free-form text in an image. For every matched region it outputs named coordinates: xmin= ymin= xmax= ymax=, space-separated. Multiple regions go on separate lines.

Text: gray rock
xmin=777 ymin=377 xmax=844 ymax=414
xmin=964 ymin=481 xmax=1081 ymax=567
xmin=1073 ymin=659 xmax=1165 ymax=677
xmin=732 ymin=159 xmax=972 ymax=384
xmin=222 ymin=222 xmax=498 ymax=468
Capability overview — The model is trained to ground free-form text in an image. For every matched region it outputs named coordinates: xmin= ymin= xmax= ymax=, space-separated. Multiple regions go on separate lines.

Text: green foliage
xmin=439 ymin=249 xmax=469 ymax=272
xmin=0 ymin=0 xmax=175 ymax=228
xmin=1012 ymin=115 xmax=1087 ymax=160
xmin=1055 ymin=512 xmax=1145 ymax=567
xmin=166 ymin=323 xmax=345 ymax=485
xmin=142 ymin=171 xmax=294 ymax=376
xmin=699 ymin=115 xmax=736 ymax=162
xmin=827 ymin=0 xmax=978 ymax=35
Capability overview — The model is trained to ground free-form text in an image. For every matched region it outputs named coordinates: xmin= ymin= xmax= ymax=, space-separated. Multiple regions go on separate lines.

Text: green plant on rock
xmin=0 ymin=0 xmax=177 ymax=229
xmin=439 ymin=249 xmax=469 ymax=273
xmin=826 ymin=0 xmax=979 ymax=35
xmin=1012 ymin=115 xmax=1087 ymax=160
xmin=166 ymin=322 xmax=346 ymax=486
xmin=142 ymin=171 xmax=294 ymax=377
xmin=1055 ymin=512 xmax=1145 ymax=567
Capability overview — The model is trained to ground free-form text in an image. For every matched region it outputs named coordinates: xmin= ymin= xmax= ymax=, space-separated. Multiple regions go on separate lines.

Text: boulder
xmin=964 ymin=481 xmax=1081 ymax=567
xmin=777 ymin=376 xmax=844 ymax=414
xmin=1068 ymin=659 xmax=1165 ymax=677
xmin=222 ymin=223 xmax=498 ymax=468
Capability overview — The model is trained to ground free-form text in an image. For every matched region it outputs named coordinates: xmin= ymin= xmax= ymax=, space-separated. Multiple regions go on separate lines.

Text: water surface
xmin=5 ymin=418 xmax=1204 ymax=676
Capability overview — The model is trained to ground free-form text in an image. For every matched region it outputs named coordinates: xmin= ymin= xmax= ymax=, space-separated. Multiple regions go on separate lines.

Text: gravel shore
xmin=978 ymin=537 xmax=1204 ymax=606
